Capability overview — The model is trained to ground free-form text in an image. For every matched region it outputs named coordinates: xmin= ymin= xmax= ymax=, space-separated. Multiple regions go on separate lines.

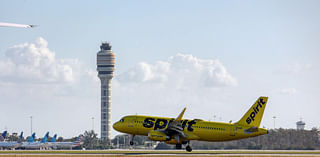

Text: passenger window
xmin=120 ymin=119 xmax=124 ymax=122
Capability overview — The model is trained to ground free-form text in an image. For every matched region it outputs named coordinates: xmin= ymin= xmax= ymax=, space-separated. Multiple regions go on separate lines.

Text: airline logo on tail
xmin=73 ymin=135 xmax=83 ymax=146
xmin=246 ymin=98 xmax=266 ymax=125
xmin=235 ymin=96 xmax=268 ymax=127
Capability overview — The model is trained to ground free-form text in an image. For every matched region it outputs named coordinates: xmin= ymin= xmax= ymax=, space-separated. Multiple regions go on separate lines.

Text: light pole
xmin=272 ymin=116 xmax=276 ymax=129
xmin=92 ymin=117 xmax=95 ymax=131
xmin=30 ymin=116 xmax=33 ymax=135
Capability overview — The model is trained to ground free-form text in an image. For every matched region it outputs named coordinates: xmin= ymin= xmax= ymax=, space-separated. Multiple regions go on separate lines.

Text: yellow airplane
xmin=113 ymin=96 xmax=268 ymax=152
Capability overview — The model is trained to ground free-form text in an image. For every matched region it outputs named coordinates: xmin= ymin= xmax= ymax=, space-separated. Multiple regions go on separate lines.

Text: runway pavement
xmin=0 ymin=150 xmax=320 ymax=157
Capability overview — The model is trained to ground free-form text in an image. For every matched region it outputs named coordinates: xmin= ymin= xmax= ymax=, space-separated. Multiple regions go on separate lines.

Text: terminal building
xmin=96 ymin=42 xmax=115 ymax=142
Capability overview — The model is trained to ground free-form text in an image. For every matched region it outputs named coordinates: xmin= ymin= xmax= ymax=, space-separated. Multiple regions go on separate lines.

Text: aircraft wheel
xmin=175 ymin=143 xmax=182 ymax=149
xmin=186 ymin=145 xmax=192 ymax=152
xmin=129 ymin=141 xmax=134 ymax=145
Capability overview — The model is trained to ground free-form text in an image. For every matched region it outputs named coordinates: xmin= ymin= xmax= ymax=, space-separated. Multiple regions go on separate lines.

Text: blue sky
xmin=0 ymin=0 xmax=319 ymax=138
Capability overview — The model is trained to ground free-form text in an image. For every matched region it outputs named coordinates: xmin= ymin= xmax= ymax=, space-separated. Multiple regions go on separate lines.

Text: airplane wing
xmin=148 ymin=108 xmax=199 ymax=144
xmin=163 ymin=108 xmax=189 ymax=143
xmin=0 ymin=22 xmax=36 ymax=28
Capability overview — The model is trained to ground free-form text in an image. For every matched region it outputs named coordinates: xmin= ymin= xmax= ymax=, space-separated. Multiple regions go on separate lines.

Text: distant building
xmin=296 ymin=120 xmax=306 ymax=130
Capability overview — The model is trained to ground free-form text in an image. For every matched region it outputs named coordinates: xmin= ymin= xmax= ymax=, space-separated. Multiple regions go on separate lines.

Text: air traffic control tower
xmin=97 ymin=42 xmax=115 ymax=142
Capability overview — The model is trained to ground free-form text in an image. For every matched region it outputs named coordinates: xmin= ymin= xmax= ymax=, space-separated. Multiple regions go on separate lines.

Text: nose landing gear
xmin=129 ymin=134 xmax=135 ymax=145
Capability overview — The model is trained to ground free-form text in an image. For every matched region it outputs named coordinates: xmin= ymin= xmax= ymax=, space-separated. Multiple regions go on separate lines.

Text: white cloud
xmin=0 ymin=37 xmax=79 ymax=84
xmin=110 ymin=53 xmax=238 ymax=130
xmin=117 ymin=53 xmax=237 ymax=89
xmin=0 ymin=37 xmax=99 ymax=138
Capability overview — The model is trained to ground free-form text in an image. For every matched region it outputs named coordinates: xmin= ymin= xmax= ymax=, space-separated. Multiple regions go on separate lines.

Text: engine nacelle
xmin=148 ymin=130 xmax=170 ymax=141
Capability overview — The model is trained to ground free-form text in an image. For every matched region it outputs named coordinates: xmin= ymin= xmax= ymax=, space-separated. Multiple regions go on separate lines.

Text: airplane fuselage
xmin=0 ymin=142 xmax=21 ymax=149
xmin=113 ymin=115 xmax=268 ymax=142
xmin=113 ymin=96 xmax=269 ymax=152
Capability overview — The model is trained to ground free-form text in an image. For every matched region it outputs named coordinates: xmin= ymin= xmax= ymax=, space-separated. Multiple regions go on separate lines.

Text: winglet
xmin=176 ymin=108 xmax=186 ymax=122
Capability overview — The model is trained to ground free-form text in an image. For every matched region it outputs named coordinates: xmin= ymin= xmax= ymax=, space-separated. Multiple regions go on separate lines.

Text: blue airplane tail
xmin=18 ymin=132 xmax=23 ymax=143
xmin=2 ymin=131 xmax=7 ymax=138
xmin=0 ymin=131 xmax=7 ymax=140
xmin=50 ymin=134 xmax=57 ymax=142
xmin=41 ymin=132 xmax=49 ymax=143
xmin=27 ymin=133 xmax=36 ymax=142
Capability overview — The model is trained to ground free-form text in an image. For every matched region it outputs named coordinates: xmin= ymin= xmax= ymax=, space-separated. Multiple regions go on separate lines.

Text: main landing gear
xmin=186 ymin=145 xmax=192 ymax=152
xmin=175 ymin=141 xmax=192 ymax=152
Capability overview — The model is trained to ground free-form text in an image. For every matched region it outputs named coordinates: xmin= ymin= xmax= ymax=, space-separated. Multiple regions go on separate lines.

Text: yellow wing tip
xmin=176 ymin=107 xmax=186 ymax=122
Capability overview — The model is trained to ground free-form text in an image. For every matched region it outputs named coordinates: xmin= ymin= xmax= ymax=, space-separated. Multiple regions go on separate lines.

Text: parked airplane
xmin=0 ymin=131 xmax=7 ymax=141
xmin=27 ymin=133 xmax=36 ymax=142
xmin=113 ymin=96 xmax=268 ymax=152
xmin=49 ymin=135 xmax=82 ymax=150
xmin=47 ymin=134 xmax=57 ymax=148
xmin=0 ymin=22 xmax=36 ymax=28
xmin=0 ymin=132 xmax=23 ymax=150
xmin=51 ymin=134 xmax=57 ymax=142
xmin=21 ymin=132 xmax=49 ymax=149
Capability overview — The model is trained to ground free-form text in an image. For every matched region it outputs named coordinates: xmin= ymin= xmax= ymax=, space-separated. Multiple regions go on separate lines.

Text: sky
xmin=0 ymin=0 xmax=319 ymax=138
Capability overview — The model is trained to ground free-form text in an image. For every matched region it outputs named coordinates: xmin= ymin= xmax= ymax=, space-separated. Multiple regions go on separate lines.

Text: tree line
xmin=6 ymin=128 xmax=317 ymax=150
xmin=189 ymin=128 xmax=320 ymax=150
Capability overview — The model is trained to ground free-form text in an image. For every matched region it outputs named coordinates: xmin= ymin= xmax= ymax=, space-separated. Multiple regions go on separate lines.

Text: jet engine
xmin=148 ymin=130 xmax=170 ymax=141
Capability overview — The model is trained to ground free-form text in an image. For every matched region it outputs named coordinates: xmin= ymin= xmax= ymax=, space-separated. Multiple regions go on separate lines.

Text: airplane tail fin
xmin=41 ymin=132 xmax=49 ymax=143
xmin=73 ymin=135 xmax=82 ymax=146
xmin=27 ymin=133 xmax=36 ymax=142
xmin=235 ymin=96 xmax=268 ymax=127
xmin=0 ymin=131 xmax=7 ymax=141
xmin=18 ymin=132 xmax=23 ymax=143
xmin=50 ymin=134 xmax=57 ymax=142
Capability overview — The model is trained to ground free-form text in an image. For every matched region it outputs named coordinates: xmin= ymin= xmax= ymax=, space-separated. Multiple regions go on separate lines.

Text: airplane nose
xmin=113 ymin=122 xmax=120 ymax=131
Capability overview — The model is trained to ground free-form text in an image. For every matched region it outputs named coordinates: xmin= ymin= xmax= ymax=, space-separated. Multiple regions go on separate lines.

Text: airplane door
xmin=128 ymin=117 xmax=138 ymax=134
xmin=230 ymin=126 xmax=237 ymax=137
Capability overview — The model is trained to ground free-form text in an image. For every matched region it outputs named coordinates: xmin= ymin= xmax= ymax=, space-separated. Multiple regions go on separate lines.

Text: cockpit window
xmin=119 ymin=119 xmax=124 ymax=122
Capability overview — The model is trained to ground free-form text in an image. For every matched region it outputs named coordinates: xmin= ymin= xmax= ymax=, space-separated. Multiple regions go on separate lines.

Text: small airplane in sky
xmin=113 ymin=96 xmax=268 ymax=152
xmin=0 ymin=22 xmax=36 ymax=28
